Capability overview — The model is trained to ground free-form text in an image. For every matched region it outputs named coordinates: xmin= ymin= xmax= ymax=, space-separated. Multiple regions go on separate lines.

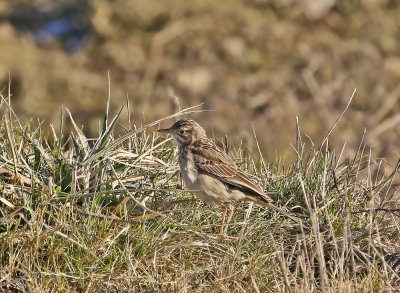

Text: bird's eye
xmin=179 ymin=130 xmax=185 ymax=134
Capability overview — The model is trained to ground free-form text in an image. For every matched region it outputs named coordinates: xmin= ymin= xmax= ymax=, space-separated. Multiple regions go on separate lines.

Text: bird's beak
xmin=158 ymin=128 xmax=172 ymax=135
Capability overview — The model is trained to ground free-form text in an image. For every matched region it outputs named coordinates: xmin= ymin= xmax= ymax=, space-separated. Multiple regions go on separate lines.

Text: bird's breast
xmin=179 ymin=147 xmax=198 ymax=187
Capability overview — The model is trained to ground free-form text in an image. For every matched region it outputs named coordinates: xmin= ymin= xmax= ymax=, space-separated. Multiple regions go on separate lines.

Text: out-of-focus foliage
xmin=1 ymin=0 xmax=399 ymax=162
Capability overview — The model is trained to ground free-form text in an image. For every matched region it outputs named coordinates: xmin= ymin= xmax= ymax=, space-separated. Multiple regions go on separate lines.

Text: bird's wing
xmin=191 ymin=140 xmax=271 ymax=200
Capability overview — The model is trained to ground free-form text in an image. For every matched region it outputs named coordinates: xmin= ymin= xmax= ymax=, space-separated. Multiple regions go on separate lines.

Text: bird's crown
xmin=160 ymin=118 xmax=207 ymax=144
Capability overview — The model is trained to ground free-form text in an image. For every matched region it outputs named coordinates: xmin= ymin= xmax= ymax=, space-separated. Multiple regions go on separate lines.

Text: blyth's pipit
xmin=158 ymin=119 xmax=299 ymax=234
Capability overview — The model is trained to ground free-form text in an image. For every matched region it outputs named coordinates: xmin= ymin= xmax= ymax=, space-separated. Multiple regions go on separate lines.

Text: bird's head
xmin=158 ymin=119 xmax=207 ymax=145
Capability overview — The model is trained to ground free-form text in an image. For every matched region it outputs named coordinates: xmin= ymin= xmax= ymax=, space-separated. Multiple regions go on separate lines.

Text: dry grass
xmin=0 ymin=90 xmax=399 ymax=292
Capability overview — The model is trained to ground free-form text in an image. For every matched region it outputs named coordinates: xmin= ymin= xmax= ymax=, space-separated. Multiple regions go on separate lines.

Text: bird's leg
xmin=219 ymin=207 xmax=227 ymax=235
xmin=226 ymin=204 xmax=234 ymax=228
xmin=219 ymin=205 xmax=234 ymax=235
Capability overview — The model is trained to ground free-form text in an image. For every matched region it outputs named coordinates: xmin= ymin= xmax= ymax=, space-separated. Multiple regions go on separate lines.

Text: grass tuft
xmin=0 ymin=94 xmax=399 ymax=292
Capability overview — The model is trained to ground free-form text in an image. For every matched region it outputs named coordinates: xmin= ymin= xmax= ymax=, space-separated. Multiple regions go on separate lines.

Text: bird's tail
xmin=264 ymin=202 xmax=306 ymax=223
xmin=253 ymin=196 xmax=306 ymax=223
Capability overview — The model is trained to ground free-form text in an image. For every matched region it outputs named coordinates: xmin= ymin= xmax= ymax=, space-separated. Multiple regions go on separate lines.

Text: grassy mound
xmin=0 ymin=95 xmax=399 ymax=292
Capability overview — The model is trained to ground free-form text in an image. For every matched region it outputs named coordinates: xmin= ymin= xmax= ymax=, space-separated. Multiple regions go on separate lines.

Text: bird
xmin=158 ymin=118 xmax=300 ymax=234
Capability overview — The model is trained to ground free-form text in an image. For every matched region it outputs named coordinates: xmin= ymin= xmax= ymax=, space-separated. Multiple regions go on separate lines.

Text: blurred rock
xmin=177 ymin=67 xmax=213 ymax=95
xmin=304 ymin=0 xmax=336 ymax=19
xmin=384 ymin=57 xmax=400 ymax=78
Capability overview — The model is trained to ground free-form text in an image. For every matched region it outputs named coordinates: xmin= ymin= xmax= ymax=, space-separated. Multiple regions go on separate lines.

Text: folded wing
xmin=191 ymin=141 xmax=272 ymax=202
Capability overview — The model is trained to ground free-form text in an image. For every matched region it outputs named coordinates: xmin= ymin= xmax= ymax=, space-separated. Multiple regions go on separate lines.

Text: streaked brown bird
xmin=158 ymin=118 xmax=299 ymax=234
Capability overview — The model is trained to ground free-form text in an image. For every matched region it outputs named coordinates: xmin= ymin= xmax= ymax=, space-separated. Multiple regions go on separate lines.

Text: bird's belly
xmin=179 ymin=156 xmax=246 ymax=206
xmin=197 ymin=174 xmax=246 ymax=206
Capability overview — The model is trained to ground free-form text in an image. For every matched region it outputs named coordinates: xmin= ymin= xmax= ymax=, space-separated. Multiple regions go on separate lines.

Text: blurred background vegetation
xmin=1 ymin=0 xmax=399 ymax=163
